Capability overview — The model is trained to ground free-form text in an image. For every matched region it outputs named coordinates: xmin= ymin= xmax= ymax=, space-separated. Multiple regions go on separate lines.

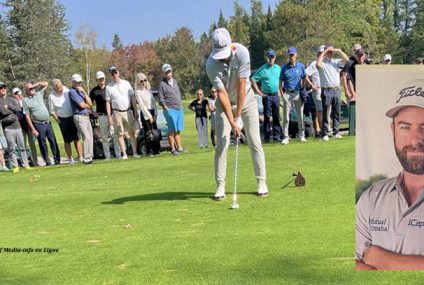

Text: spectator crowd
xmin=1 ymin=33 xmax=421 ymax=173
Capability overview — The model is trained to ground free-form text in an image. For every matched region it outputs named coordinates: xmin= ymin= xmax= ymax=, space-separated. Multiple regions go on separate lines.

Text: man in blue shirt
xmin=279 ymin=47 xmax=306 ymax=144
xmin=251 ymin=49 xmax=282 ymax=143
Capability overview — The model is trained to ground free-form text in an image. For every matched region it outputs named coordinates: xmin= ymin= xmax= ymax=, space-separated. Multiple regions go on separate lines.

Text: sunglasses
xmin=0 ymin=87 xmax=6 ymax=90
xmin=141 ymin=79 xmax=147 ymax=82
xmin=268 ymin=55 xmax=275 ymax=59
xmin=110 ymin=71 xmax=118 ymax=75
xmin=28 ymin=87 xmax=35 ymax=91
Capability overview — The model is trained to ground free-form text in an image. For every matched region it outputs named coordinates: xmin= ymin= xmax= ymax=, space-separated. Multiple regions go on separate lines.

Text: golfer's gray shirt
xmin=356 ymin=173 xmax=424 ymax=261
xmin=206 ymin=43 xmax=255 ymax=106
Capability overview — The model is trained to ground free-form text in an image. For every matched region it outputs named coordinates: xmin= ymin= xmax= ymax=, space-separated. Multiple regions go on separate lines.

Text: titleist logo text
xmin=396 ymin=86 xmax=424 ymax=103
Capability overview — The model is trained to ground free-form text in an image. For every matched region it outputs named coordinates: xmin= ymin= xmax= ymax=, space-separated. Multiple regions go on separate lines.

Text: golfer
xmin=356 ymin=79 xmax=424 ymax=270
xmin=206 ymin=28 xmax=268 ymax=200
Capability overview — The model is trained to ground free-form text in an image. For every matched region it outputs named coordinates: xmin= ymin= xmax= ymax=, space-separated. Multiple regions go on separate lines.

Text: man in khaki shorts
xmin=356 ymin=79 xmax=424 ymax=270
xmin=105 ymin=67 xmax=139 ymax=159
xmin=206 ymin=28 xmax=268 ymax=200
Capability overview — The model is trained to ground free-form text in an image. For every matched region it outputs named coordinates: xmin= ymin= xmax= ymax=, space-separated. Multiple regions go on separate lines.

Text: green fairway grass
xmin=1 ymin=105 xmax=422 ymax=284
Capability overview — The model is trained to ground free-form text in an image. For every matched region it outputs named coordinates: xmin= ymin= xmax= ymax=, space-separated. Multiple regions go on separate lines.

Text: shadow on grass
xmin=102 ymin=191 xmax=258 ymax=205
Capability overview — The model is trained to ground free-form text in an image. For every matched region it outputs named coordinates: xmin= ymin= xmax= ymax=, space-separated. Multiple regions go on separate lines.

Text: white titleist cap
xmin=384 ymin=54 xmax=392 ymax=61
xmin=211 ymin=28 xmax=232 ymax=60
xmin=386 ymin=79 xmax=424 ymax=117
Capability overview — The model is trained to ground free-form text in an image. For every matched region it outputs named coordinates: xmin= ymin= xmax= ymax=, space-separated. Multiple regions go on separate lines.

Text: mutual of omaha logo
xmin=408 ymin=219 xmax=424 ymax=228
xmin=369 ymin=218 xmax=388 ymax=231
xmin=396 ymin=86 xmax=424 ymax=103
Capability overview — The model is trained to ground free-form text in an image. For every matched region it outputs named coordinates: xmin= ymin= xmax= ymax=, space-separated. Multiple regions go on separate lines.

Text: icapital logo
xmin=408 ymin=219 xmax=424 ymax=228
xmin=396 ymin=86 xmax=424 ymax=103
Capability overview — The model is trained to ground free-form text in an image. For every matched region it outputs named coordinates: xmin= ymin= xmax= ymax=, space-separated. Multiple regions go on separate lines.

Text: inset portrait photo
xmin=356 ymin=65 xmax=424 ymax=270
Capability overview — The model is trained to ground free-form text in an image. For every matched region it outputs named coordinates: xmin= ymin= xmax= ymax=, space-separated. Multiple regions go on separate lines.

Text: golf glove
xmin=109 ymin=125 xmax=115 ymax=136
xmin=235 ymin=117 xmax=243 ymax=130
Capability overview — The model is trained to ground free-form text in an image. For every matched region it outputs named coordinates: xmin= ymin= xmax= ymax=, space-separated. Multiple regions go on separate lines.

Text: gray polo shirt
xmin=317 ymin=57 xmax=344 ymax=88
xmin=158 ymin=78 xmax=182 ymax=110
xmin=356 ymin=173 xmax=424 ymax=261
xmin=206 ymin=43 xmax=255 ymax=106
xmin=23 ymin=90 xmax=50 ymax=122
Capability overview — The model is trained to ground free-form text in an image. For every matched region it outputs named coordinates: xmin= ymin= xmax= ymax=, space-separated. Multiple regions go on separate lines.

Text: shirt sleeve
xmin=356 ymin=188 xmax=372 ymax=261
xmin=22 ymin=100 xmax=29 ymax=115
xmin=251 ymin=65 xmax=264 ymax=82
xmin=279 ymin=65 xmax=286 ymax=81
xmin=158 ymin=82 xmax=165 ymax=106
xmin=206 ymin=58 xmax=225 ymax=90
xmin=301 ymin=63 xmax=306 ymax=79
xmin=105 ymin=86 xmax=111 ymax=101
xmin=68 ymin=89 xmax=84 ymax=106
xmin=305 ymin=63 xmax=315 ymax=77
xmin=236 ymin=46 xmax=251 ymax=79
xmin=48 ymin=95 xmax=55 ymax=114
xmin=127 ymin=82 xmax=134 ymax=97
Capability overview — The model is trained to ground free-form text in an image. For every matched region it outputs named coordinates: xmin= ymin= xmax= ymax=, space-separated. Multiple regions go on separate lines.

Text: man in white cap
xmin=69 ymin=74 xmax=94 ymax=164
xmin=158 ymin=63 xmax=185 ymax=155
xmin=206 ymin=28 xmax=268 ymax=200
xmin=48 ymin=79 xmax=82 ymax=164
xmin=90 ymin=71 xmax=121 ymax=159
xmin=382 ymin=54 xmax=392 ymax=65
xmin=356 ymin=79 xmax=424 ymax=270
xmin=105 ymin=66 xmax=140 ymax=159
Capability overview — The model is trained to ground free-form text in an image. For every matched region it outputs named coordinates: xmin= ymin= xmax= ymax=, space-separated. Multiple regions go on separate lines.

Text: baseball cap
xmin=12 ymin=87 xmax=22 ymax=95
xmin=95 ymin=71 xmax=105 ymax=79
xmin=317 ymin=45 xmax=325 ymax=53
xmin=211 ymin=28 xmax=232 ymax=60
xmin=109 ymin=66 xmax=118 ymax=73
xmin=288 ymin=47 xmax=297 ymax=55
xmin=383 ymin=54 xmax=392 ymax=61
xmin=415 ymin=58 xmax=423 ymax=63
xmin=267 ymin=49 xmax=276 ymax=57
xmin=71 ymin=74 xmax=83 ymax=82
xmin=162 ymin=64 xmax=172 ymax=73
xmin=0 ymin=82 xmax=7 ymax=88
xmin=386 ymin=79 xmax=424 ymax=118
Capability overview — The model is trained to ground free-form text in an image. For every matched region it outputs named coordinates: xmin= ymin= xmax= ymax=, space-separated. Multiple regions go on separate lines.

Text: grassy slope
xmin=1 ymin=104 xmax=422 ymax=284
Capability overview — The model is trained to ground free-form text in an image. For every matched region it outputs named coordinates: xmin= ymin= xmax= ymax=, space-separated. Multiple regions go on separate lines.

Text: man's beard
xmin=395 ymin=143 xmax=424 ymax=175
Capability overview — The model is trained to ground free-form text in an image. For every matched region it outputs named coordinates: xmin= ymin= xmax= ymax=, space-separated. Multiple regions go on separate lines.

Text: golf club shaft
xmin=233 ymin=137 xmax=239 ymax=204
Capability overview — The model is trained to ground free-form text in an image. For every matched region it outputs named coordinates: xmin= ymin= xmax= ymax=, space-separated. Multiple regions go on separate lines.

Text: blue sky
xmin=61 ymin=0 xmax=279 ymax=49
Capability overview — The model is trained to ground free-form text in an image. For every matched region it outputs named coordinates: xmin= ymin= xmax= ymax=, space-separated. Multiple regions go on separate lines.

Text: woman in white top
xmin=134 ymin=72 xmax=158 ymax=155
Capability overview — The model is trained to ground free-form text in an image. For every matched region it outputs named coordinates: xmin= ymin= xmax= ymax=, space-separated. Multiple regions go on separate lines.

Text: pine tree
xmin=217 ymin=10 xmax=228 ymax=28
xmin=5 ymin=0 xmax=72 ymax=83
xmin=249 ymin=0 xmax=265 ymax=70
xmin=112 ymin=34 xmax=123 ymax=51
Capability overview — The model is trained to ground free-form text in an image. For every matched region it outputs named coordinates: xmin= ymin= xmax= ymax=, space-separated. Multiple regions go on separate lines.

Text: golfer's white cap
xmin=95 ymin=71 xmax=105 ymax=79
xmin=71 ymin=74 xmax=83 ymax=82
xmin=384 ymin=54 xmax=392 ymax=61
xmin=12 ymin=87 xmax=22 ymax=95
xmin=211 ymin=28 xmax=232 ymax=60
xmin=386 ymin=79 xmax=424 ymax=117
xmin=162 ymin=63 xmax=172 ymax=73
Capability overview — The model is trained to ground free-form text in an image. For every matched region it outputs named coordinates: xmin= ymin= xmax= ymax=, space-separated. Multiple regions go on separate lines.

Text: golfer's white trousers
xmin=215 ymin=96 xmax=266 ymax=187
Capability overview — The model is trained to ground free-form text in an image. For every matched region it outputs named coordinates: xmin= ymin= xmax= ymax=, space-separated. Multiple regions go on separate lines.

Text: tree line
xmin=0 ymin=0 xmax=423 ymax=97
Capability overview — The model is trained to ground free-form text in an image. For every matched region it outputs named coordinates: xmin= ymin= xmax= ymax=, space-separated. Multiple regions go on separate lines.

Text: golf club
xmin=230 ymin=137 xmax=240 ymax=209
